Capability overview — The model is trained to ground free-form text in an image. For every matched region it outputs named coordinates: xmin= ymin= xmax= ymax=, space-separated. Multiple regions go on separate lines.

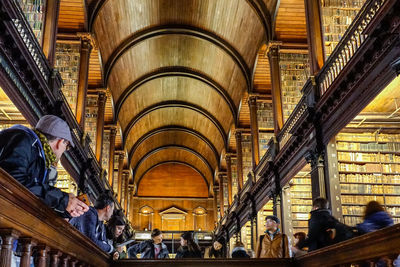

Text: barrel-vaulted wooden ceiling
xmin=58 ymin=0 xmax=307 ymax=197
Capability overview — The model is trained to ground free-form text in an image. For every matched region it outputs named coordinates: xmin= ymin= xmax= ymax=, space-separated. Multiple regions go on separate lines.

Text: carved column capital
xmin=77 ymin=32 xmax=96 ymax=50
xmin=235 ymin=130 xmax=242 ymax=140
xmin=248 ymin=95 xmax=258 ymax=106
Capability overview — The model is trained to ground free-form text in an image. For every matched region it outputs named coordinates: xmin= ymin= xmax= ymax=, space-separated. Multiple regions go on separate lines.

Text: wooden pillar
xmin=36 ymin=245 xmax=50 ymax=267
xmin=304 ymin=0 xmax=325 ymax=75
xmin=124 ymin=171 xmax=130 ymax=214
xmin=225 ymin=155 xmax=233 ymax=205
xmin=248 ymin=96 xmax=260 ymax=168
xmin=76 ymin=36 xmax=93 ymax=129
xmin=306 ymin=149 xmax=327 ymax=200
xmin=42 ymin=0 xmax=60 ymax=66
xmin=95 ymin=91 xmax=107 ymax=164
xmin=218 ymin=173 xmax=224 ymax=218
xmin=117 ymin=153 xmax=124 ymax=203
xmin=0 ymin=229 xmax=20 ymax=267
xmin=268 ymin=44 xmax=284 ymax=134
xmin=128 ymin=185 xmax=134 ymax=220
xmin=213 ymin=186 xmax=218 ymax=222
xmin=235 ymin=131 xmax=244 ymax=190
xmin=49 ymin=250 xmax=62 ymax=267
xmin=20 ymin=238 xmax=37 ymax=267
xmin=108 ymin=127 xmax=117 ymax=187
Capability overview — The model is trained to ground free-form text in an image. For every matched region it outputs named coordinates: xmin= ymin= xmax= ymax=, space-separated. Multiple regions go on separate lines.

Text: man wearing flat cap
xmin=255 ymin=215 xmax=290 ymax=258
xmin=0 ymin=115 xmax=88 ymax=218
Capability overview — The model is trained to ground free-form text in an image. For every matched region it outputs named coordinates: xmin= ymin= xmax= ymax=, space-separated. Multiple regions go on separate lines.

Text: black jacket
xmin=297 ymin=209 xmax=335 ymax=251
xmin=128 ymin=240 xmax=169 ymax=259
xmin=175 ymin=246 xmax=202 ymax=259
xmin=0 ymin=125 xmax=69 ymax=215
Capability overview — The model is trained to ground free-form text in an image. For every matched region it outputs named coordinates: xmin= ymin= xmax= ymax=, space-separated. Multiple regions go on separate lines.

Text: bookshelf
xmin=241 ymin=221 xmax=253 ymax=250
xmin=113 ymin=170 xmax=118 ymax=193
xmin=289 ymin=169 xmax=312 ymax=234
xmin=279 ymin=53 xmax=310 ymax=122
xmin=16 ymin=0 xmax=46 ymax=45
xmin=85 ymin=95 xmax=98 ymax=153
xmin=336 ymin=132 xmax=400 ymax=226
xmin=241 ymin=134 xmax=252 ymax=183
xmin=56 ymin=166 xmax=77 ymax=195
xmin=257 ymin=201 xmax=274 ymax=237
xmin=257 ymin=102 xmax=274 ymax=130
xmin=259 ymin=132 xmax=274 ymax=159
xmin=223 ymin=178 xmax=229 ymax=213
xmin=55 ymin=43 xmax=80 ymax=114
xmin=321 ymin=0 xmax=366 ymax=58
xmin=231 ymin=157 xmax=239 ymax=197
xmin=101 ymin=130 xmax=110 ymax=172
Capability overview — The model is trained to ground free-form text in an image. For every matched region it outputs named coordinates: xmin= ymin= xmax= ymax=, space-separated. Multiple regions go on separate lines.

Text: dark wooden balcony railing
xmin=0 ymin=168 xmax=110 ymax=267
xmin=318 ymin=0 xmax=386 ymax=95
xmin=297 ymin=223 xmax=400 ymax=267
xmin=112 ymin=259 xmax=294 ymax=267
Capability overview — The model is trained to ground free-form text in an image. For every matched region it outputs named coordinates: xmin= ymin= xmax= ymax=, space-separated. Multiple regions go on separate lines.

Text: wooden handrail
xmin=297 ymin=224 xmax=400 ymax=267
xmin=0 ymin=168 xmax=110 ymax=266
xmin=112 ymin=259 xmax=294 ymax=267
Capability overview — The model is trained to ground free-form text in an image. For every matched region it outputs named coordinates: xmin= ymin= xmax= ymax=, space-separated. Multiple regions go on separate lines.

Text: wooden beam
xmin=42 ymin=0 xmax=60 ymax=67
xmin=268 ymin=44 xmax=284 ymax=135
xmin=75 ymin=36 xmax=92 ymax=130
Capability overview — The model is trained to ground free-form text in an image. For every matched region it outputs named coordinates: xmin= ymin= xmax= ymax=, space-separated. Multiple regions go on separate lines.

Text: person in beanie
xmin=127 ymin=228 xmax=169 ymax=259
xmin=231 ymin=241 xmax=250 ymax=258
xmin=0 ymin=115 xmax=88 ymax=217
xmin=175 ymin=231 xmax=202 ymax=259
xmin=255 ymin=215 xmax=290 ymax=258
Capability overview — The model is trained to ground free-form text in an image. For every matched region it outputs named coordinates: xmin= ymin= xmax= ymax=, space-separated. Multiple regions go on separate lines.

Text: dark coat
xmin=231 ymin=247 xmax=250 ymax=258
xmin=70 ymin=207 xmax=113 ymax=253
xmin=357 ymin=211 xmax=394 ymax=234
xmin=127 ymin=240 xmax=169 ymax=259
xmin=0 ymin=125 xmax=69 ymax=215
xmin=175 ymin=246 xmax=202 ymax=259
xmin=297 ymin=209 xmax=335 ymax=251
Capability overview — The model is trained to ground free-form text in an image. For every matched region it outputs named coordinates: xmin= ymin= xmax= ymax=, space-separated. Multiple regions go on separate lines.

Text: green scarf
xmin=33 ymin=129 xmax=57 ymax=168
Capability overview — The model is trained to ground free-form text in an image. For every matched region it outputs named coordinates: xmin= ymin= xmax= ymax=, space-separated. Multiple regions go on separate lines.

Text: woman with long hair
xmin=357 ymin=200 xmax=393 ymax=234
xmin=175 ymin=231 xmax=202 ymax=258
xmin=106 ymin=215 xmax=127 ymax=260
xmin=204 ymin=236 xmax=226 ymax=258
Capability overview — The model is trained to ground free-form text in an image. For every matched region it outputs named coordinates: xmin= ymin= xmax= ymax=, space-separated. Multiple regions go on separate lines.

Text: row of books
xmin=341 ymin=184 xmax=400 ymax=194
xmin=337 ymin=142 xmax=400 ymax=151
xmin=338 ymin=163 xmax=400 ymax=173
xmin=337 ymin=133 xmax=400 ymax=142
xmin=340 ymin=195 xmax=400 ymax=205
xmin=339 ymin=173 xmax=400 ymax=184
xmin=321 ymin=0 xmax=365 ymax=8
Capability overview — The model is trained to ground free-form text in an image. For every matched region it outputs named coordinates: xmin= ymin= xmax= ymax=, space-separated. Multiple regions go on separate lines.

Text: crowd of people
xmin=0 ymin=115 xmax=397 ymax=263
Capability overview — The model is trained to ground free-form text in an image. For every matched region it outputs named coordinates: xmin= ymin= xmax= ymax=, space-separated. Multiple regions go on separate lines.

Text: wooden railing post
xmin=49 ymin=250 xmax=62 ymax=267
xmin=60 ymin=254 xmax=70 ymax=267
xmin=19 ymin=237 xmax=37 ymax=267
xmin=36 ymin=244 xmax=50 ymax=267
xmin=0 ymin=229 xmax=20 ymax=267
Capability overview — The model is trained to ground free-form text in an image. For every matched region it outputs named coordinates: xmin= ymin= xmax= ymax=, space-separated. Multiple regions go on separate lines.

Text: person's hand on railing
xmin=67 ymin=193 xmax=89 ymax=217
xmin=113 ymin=251 xmax=120 ymax=261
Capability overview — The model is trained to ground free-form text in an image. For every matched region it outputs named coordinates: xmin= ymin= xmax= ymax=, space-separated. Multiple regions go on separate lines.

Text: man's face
xmin=180 ymin=237 xmax=187 ymax=247
xmin=50 ymin=139 xmax=70 ymax=161
xmin=265 ymin=218 xmax=278 ymax=231
xmin=105 ymin=203 xmax=114 ymax=221
xmin=213 ymin=241 xmax=222 ymax=250
xmin=153 ymin=234 xmax=163 ymax=244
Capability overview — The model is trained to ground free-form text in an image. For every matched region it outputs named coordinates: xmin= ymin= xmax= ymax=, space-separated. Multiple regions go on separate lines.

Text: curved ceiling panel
xmin=107 ymin=35 xmax=247 ymax=107
xmin=137 ymin=162 xmax=209 ymax=198
xmin=130 ymin=130 xmax=219 ymax=171
xmin=93 ymin=0 xmax=266 ymax=68
xmin=124 ymin=107 xmax=226 ymax=155
xmin=134 ymin=147 xmax=213 ymax=185
xmin=118 ymin=76 xmax=233 ymax=132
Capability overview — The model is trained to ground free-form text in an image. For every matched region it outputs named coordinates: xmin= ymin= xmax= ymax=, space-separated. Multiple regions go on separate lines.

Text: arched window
xmin=139 ymin=205 xmax=154 ymax=230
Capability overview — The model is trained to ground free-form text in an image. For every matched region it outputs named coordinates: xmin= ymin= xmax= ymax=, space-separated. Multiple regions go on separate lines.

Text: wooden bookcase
xmin=55 ymin=42 xmax=80 ymax=115
xmin=85 ymin=95 xmax=98 ymax=153
xmin=231 ymin=157 xmax=239 ymax=197
xmin=16 ymin=0 xmax=46 ymax=45
xmin=101 ymin=130 xmax=110 ymax=172
xmin=241 ymin=134 xmax=252 ymax=183
xmin=321 ymin=0 xmax=366 ymax=58
xmin=336 ymin=132 xmax=400 ymax=226
xmin=241 ymin=221 xmax=253 ymax=250
xmin=279 ymin=53 xmax=310 ymax=122
xmin=56 ymin=166 xmax=77 ymax=195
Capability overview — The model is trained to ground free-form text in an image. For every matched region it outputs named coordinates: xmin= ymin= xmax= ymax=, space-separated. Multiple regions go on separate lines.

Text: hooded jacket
xmin=0 ymin=125 xmax=69 ymax=215
xmin=357 ymin=211 xmax=394 ymax=234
